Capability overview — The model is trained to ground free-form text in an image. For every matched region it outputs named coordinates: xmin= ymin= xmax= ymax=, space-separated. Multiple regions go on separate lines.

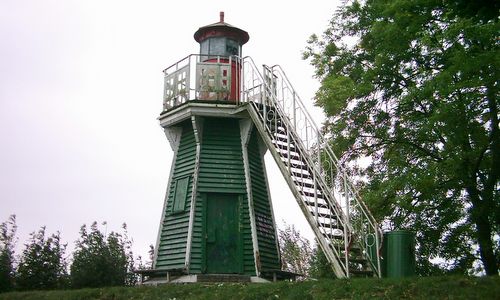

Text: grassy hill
xmin=1 ymin=275 xmax=499 ymax=300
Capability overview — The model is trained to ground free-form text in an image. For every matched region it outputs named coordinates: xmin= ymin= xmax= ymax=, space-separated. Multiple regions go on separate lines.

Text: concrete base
xmin=141 ymin=274 xmax=271 ymax=285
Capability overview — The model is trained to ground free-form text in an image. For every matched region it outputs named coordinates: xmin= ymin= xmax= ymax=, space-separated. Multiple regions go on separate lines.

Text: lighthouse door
xmin=205 ymin=193 xmax=241 ymax=274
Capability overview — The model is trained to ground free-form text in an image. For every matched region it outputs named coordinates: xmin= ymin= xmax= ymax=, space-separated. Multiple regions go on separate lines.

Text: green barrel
xmin=382 ymin=230 xmax=415 ymax=278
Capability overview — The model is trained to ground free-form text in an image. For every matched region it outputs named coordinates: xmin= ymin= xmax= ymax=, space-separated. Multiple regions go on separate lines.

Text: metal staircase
xmin=241 ymin=58 xmax=382 ymax=278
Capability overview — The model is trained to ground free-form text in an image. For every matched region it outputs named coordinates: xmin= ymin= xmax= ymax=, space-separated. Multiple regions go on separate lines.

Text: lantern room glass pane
xmin=226 ymin=39 xmax=239 ymax=56
xmin=209 ymin=37 xmax=225 ymax=56
xmin=200 ymin=37 xmax=241 ymax=58
xmin=200 ymin=40 xmax=209 ymax=56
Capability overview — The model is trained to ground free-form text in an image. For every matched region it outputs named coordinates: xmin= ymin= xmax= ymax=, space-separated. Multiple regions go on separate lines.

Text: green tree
xmin=305 ymin=0 xmax=499 ymax=275
xmin=278 ymin=223 xmax=312 ymax=276
xmin=309 ymin=245 xmax=336 ymax=279
xmin=16 ymin=227 xmax=68 ymax=290
xmin=136 ymin=244 xmax=155 ymax=271
xmin=70 ymin=222 xmax=135 ymax=288
xmin=0 ymin=215 xmax=17 ymax=292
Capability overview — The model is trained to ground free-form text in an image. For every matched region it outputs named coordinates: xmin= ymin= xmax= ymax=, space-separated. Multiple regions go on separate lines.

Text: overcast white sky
xmin=0 ymin=0 xmax=340 ymax=260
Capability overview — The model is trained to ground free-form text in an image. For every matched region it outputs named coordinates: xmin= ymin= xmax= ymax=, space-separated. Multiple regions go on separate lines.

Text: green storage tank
xmin=382 ymin=231 xmax=415 ymax=278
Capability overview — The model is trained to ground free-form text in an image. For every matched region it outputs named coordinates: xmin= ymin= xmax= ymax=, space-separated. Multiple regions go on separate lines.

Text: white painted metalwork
xmin=239 ymin=119 xmax=261 ymax=276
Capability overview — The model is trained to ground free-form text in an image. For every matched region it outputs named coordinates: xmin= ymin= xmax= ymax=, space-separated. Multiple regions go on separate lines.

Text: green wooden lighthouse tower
xmin=150 ymin=13 xmax=282 ymax=283
xmin=143 ymin=12 xmax=384 ymax=284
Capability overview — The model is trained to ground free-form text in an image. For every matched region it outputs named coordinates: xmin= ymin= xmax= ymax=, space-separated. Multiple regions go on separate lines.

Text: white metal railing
xmin=162 ymin=54 xmax=243 ymax=110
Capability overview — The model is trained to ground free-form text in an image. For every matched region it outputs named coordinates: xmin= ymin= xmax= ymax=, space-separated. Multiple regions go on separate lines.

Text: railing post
xmin=293 ymin=91 xmax=296 ymax=129
xmin=343 ymin=170 xmax=350 ymax=278
xmin=263 ymin=65 xmax=268 ymax=129
xmin=305 ymin=123 xmax=309 ymax=149
xmin=287 ymin=125 xmax=291 ymax=171
xmin=317 ymin=133 xmax=321 ymax=175
xmin=344 ymin=170 xmax=351 ymax=229
xmin=375 ymin=229 xmax=381 ymax=277
xmin=314 ymin=174 xmax=318 ymax=225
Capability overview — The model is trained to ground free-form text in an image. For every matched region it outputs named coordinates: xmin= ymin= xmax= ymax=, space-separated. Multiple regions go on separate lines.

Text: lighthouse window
xmin=200 ymin=40 xmax=209 ymax=56
xmin=200 ymin=37 xmax=240 ymax=58
xmin=172 ymin=176 xmax=190 ymax=213
xmin=226 ymin=39 xmax=239 ymax=56
xmin=209 ymin=37 xmax=226 ymax=56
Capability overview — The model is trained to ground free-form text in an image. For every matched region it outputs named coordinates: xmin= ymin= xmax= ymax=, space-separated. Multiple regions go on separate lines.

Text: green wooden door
xmin=205 ymin=193 xmax=241 ymax=273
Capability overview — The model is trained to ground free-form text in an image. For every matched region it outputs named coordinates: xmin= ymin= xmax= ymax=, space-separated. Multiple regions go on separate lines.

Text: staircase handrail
xmin=241 ymin=56 xmax=382 ymax=277
xmin=269 ymin=63 xmax=382 ymax=275
xmin=241 ymin=58 xmax=349 ymax=228
xmin=269 ymin=65 xmax=381 ymax=240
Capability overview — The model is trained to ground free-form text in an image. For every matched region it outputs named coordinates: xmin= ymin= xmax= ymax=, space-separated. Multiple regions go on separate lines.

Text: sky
xmin=0 ymin=0 xmax=340 ymax=260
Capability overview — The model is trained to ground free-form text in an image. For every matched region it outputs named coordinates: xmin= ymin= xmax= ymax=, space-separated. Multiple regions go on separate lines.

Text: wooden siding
xmin=248 ymin=130 xmax=281 ymax=271
xmin=189 ymin=118 xmax=256 ymax=275
xmin=156 ymin=121 xmax=196 ymax=270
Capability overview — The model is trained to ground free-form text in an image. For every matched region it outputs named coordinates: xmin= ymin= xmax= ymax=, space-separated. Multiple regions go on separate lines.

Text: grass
xmin=1 ymin=275 xmax=499 ymax=300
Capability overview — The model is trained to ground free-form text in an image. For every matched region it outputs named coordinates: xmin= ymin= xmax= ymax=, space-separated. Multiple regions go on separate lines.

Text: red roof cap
xmin=194 ymin=12 xmax=249 ymax=45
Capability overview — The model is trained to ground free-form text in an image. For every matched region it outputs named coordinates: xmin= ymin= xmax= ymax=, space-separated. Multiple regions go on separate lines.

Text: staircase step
xmin=281 ymin=163 xmax=309 ymax=172
xmin=315 ymin=212 xmax=337 ymax=219
xmin=317 ymin=220 xmax=342 ymax=230
xmin=274 ymin=135 xmax=291 ymax=143
xmin=349 ymin=269 xmax=374 ymax=277
xmin=268 ymin=125 xmax=286 ymax=134
xmin=269 ymin=125 xmax=286 ymax=133
xmin=304 ymin=200 xmax=329 ymax=209
xmin=291 ymin=172 xmax=313 ymax=181
xmin=299 ymin=189 xmax=325 ymax=198
xmin=342 ymin=257 xmax=368 ymax=264
xmin=322 ymin=232 xmax=345 ymax=240
xmin=349 ymin=247 xmax=363 ymax=254
xmin=294 ymin=181 xmax=316 ymax=191
xmin=288 ymin=163 xmax=310 ymax=172
xmin=280 ymin=151 xmax=304 ymax=163
xmin=273 ymin=141 xmax=296 ymax=151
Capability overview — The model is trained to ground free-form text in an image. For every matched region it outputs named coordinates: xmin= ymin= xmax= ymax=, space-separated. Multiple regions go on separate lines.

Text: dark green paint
xmin=155 ymin=117 xmax=279 ymax=276
xmin=156 ymin=121 xmax=196 ymax=270
xmin=189 ymin=118 xmax=255 ymax=275
xmin=205 ymin=193 xmax=242 ymax=274
xmin=247 ymin=130 xmax=281 ymax=271
xmin=382 ymin=231 xmax=416 ymax=278
xmin=172 ymin=176 xmax=190 ymax=213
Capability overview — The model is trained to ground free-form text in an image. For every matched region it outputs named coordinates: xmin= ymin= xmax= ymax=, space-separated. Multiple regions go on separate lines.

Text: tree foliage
xmin=0 ymin=215 xmax=17 ymax=292
xmin=278 ymin=223 xmax=312 ymax=276
xmin=309 ymin=244 xmax=336 ymax=279
xmin=70 ymin=222 xmax=135 ymax=288
xmin=305 ymin=0 xmax=499 ymax=275
xmin=16 ymin=227 xmax=68 ymax=290
xmin=135 ymin=244 xmax=155 ymax=271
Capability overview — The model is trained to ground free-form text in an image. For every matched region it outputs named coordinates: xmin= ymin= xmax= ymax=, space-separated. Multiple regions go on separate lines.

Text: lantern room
xmin=194 ymin=12 xmax=249 ymax=58
xmin=162 ymin=12 xmax=250 ymax=109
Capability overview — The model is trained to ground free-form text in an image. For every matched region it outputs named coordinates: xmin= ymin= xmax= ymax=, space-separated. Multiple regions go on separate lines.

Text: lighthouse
xmin=150 ymin=13 xmax=282 ymax=283
xmin=142 ymin=13 xmax=382 ymax=284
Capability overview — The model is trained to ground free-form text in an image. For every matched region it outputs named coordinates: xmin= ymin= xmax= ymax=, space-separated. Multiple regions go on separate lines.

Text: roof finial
xmin=220 ymin=11 xmax=224 ymax=23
